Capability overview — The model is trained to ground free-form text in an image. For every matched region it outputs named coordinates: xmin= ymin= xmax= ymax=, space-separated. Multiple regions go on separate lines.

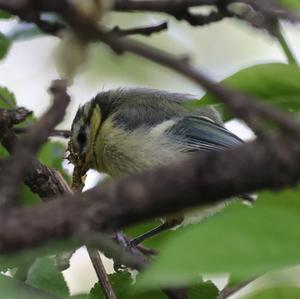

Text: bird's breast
xmin=93 ymin=119 xmax=187 ymax=177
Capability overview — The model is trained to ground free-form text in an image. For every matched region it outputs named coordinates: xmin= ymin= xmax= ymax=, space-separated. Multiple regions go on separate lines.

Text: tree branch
xmin=96 ymin=33 xmax=300 ymax=135
xmin=0 ymin=127 xmax=70 ymax=199
xmin=0 ymin=132 xmax=299 ymax=252
xmin=0 ymin=80 xmax=70 ymax=207
xmin=273 ymin=21 xmax=298 ymax=65
xmin=13 ymin=127 xmax=71 ymax=138
xmin=113 ymin=0 xmax=300 ymax=24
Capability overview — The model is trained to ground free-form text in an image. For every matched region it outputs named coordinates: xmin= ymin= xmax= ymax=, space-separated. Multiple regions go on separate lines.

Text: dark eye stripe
xmin=77 ymin=128 xmax=87 ymax=153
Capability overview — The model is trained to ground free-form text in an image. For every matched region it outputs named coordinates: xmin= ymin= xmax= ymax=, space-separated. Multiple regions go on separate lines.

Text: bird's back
xmin=94 ymin=88 xmax=223 ymax=129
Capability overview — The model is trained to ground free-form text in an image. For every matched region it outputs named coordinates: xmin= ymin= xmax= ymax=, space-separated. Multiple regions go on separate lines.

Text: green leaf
xmin=90 ymin=271 xmax=219 ymax=299
xmin=0 ymin=239 xmax=80 ymax=273
xmin=194 ymin=63 xmax=300 ymax=120
xmin=0 ymin=86 xmax=35 ymax=128
xmin=243 ymin=286 xmax=300 ymax=299
xmin=279 ymin=0 xmax=300 ymax=11
xmin=0 ymin=274 xmax=60 ymax=299
xmin=26 ymin=257 xmax=69 ymax=298
xmin=89 ymin=283 xmax=106 ymax=299
xmin=90 ymin=271 xmax=171 ymax=299
xmin=257 ymin=187 xmax=300 ymax=210
xmin=0 ymin=86 xmax=16 ymax=109
xmin=90 ymin=272 xmax=131 ymax=299
xmin=70 ymin=296 xmax=89 ymax=299
xmin=38 ymin=141 xmax=66 ymax=170
xmin=0 ymin=143 xmax=9 ymax=158
xmin=37 ymin=141 xmax=71 ymax=185
xmin=139 ymin=189 xmax=300 ymax=288
xmin=19 ymin=184 xmax=41 ymax=206
xmin=0 ymin=10 xmax=11 ymax=19
xmin=188 ymin=280 xmax=219 ymax=299
xmin=0 ymin=32 xmax=11 ymax=60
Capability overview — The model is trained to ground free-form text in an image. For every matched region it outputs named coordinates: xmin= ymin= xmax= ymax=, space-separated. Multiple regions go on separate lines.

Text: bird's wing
xmin=166 ymin=116 xmax=243 ymax=152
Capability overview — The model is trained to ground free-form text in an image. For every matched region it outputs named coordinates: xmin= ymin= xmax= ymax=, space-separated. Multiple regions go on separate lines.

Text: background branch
xmin=110 ymin=22 xmax=168 ymax=37
xmin=13 ymin=127 xmax=71 ymax=138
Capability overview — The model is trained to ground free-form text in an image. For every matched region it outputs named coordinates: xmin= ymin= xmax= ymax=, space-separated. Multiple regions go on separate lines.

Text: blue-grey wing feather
xmin=167 ymin=116 xmax=243 ymax=152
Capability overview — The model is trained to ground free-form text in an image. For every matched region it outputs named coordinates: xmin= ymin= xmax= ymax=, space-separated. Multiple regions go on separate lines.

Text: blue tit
xmin=69 ymin=88 xmax=246 ymax=245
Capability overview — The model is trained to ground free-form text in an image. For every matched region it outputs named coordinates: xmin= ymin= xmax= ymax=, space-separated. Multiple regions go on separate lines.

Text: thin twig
xmin=95 ymin=33 xmax=300 ymax=135
xmin=273 ymin=21 xmax=298 ymax=65
xmin=218 ymin=277 xmax=257 ymax=299
xmin=110 ymin=22 xmax=168 ymax=37
xmin=71 ymin=164 xmax=118 ymax=299
xmin=87 ymin=248 xmax=117 ymax=299
xmin=13 ymin=127 xmax=71 ymax=138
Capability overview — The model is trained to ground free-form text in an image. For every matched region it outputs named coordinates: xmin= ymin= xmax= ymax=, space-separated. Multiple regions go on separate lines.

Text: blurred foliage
xmin=0 ymin=9 xmax=11 ymax=19
xmin=190 ymin=63 xmax=300 ymax=121
xmin=90 ymin=271 xmax=219 ymax=299
xmin=0 ymin=85 xmax=16 ymax=108
xmin=139 ymin=189 xmax=300 ymax=287
xmin=0 ymin=32 xmax=10 ymax=60
xmin=26 ymin=257 xmax=69 ymax=298
xmin=0 ymin=274 xmax=58 ymax=299
xmin=243 ymin=286 xmax=300 ymax=299
xmin=279 ymin=0 xmax=300 ymax=11
xmin=0 ymin=237 xmax=82 ymax=273
xmin=187 ymin=280 xmax=219 ymax=299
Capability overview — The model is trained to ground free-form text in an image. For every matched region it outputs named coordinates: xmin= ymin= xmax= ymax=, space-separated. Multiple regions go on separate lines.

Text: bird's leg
xmin=130 ymin=217 xmax=184 ymax=247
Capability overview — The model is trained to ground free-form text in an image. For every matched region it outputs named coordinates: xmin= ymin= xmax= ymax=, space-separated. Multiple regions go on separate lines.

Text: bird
xmin=68 ymin=87 xmax=247 ymax=246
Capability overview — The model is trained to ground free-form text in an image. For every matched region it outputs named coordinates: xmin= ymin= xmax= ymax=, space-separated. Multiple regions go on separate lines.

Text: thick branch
xmin=0 ymin=133 xmax=299 ymax=251
xmin=0 ymin=128 xmax=69 ymax=199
